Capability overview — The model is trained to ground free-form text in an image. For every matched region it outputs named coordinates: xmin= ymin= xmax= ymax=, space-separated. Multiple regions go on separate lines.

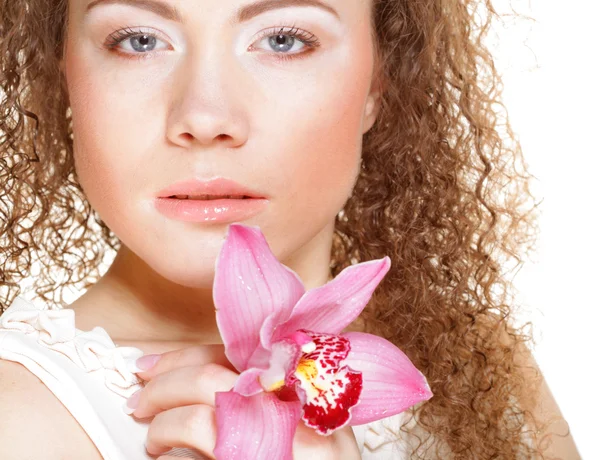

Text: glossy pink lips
xmin=154 ymin=197 xmax=268 ymax=223
xmin=154 ymin=177 xmax=269 ymax=223
xmin=157 ymin=177 xmax=264 ymax=199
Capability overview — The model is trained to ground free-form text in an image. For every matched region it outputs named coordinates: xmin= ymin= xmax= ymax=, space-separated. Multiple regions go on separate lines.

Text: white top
xmin=0 ymin=295 xmax=416 ymax=459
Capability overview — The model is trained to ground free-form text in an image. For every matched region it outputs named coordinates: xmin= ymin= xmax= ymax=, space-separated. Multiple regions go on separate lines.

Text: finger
xmin=132 ymin=363 xmax=238 ymax=419
xmin=134 ymin=344 xmax=234 ymax=381
xmin=146 ymin=404 xmax=216 ymax=459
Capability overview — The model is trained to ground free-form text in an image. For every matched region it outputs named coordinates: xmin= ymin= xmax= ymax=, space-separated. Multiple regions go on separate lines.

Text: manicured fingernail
xmin=123 ymin=389 xmax=141 ymax=415
xmin=135 ymin=354 xmax=161 ymax=372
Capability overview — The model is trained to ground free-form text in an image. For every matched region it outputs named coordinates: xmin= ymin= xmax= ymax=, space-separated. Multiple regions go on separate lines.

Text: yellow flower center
xmin=267 ymin=379 xmax=285 ymax=392
xmin=296 ymin=358 xmax=318 ymax=381
xmin=259 ymin=340 xmax=320 ymax=393
xmin=267 ymin=358 xmax=318 ymax=392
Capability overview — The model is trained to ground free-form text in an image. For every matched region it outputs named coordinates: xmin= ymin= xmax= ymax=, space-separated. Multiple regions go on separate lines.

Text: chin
xmin=147 ymin=253 xmax=218 ymax=289
xmin=131 ymin=230 xmax=227 ymax=289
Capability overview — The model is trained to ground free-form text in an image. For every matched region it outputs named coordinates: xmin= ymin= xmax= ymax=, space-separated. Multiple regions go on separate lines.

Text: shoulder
xmin=508 ymin=336 xmax=582 ymax=458
xmin=0 ymin=359 xmax=103 ymax=459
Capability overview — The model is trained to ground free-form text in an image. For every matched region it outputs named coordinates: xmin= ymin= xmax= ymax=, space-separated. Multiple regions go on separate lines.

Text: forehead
xmin=73 ymin=0 xmax=370 ymax=23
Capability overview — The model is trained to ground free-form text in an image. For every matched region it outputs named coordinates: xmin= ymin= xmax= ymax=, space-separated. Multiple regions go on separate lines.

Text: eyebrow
xmin=85 ymin=0 xmax=340 ymax=24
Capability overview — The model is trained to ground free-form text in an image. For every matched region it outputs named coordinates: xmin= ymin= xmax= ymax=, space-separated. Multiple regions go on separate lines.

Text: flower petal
xmin=290 ymin=331 xmax=363 ymax=436
xmin=233 ymin=368 xmax=264 ymax=396
xmin=341 ymin=332 xmax=433 ymax=425
xmin=214 ymin=224 xmax=306 ymax=371
xmin=272 ymin=257 xmax=391 ymax=343
xmin=214 ymin=391 xmax=302 ymax=460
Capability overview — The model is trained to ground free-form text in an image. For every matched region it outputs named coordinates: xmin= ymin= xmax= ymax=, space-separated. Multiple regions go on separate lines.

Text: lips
xmin=168 ymin=194 xmax=253 ymax=200
xmin=154 ymin=178 xmax=268 ymax=223
xmin=157 ymin=178 xmax=265 ymax=200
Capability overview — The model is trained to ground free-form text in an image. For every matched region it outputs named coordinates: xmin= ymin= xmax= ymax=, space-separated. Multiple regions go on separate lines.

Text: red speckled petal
xmin=289 ymin=331 xmax=363 ymax=435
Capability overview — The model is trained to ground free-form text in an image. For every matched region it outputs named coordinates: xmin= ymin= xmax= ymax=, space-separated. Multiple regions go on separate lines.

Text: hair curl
xmin=1 ymin=0 xmax=560 ymax=457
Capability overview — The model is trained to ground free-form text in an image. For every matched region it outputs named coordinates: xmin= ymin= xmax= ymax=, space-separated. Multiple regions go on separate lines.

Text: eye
xmin=250 ymin=26 xmax=321 ymax=61
xmin=103 ymin=25 xmax=321 ymax=62
xmin=104 ymin=27 xmax=170 ymax=56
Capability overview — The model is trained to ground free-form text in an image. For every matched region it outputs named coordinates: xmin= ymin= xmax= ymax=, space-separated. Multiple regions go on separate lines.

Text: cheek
xmin=269 ymin=40 xmax=374 ymax=223
xmin=253 ymin=42 xmax=374 ymax=266
xmin=64 ymin=41 xmax=163 ymax=229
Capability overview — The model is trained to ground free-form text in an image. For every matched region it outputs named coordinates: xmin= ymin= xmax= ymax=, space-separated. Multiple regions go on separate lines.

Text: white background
xmin=488 ymin=1 xmax=598 ymax=458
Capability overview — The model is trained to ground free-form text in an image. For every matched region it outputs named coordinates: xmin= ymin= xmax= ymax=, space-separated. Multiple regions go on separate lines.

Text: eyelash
xmin=103 ymin=24 xmax=321 ymax=63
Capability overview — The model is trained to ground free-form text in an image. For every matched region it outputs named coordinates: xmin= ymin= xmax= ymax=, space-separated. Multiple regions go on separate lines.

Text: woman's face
xmin=62 ymin=0 xmax=379 ymax=288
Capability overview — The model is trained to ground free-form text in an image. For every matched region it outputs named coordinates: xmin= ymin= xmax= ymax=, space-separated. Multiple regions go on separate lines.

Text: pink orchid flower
xmin=213 ymin=224 xmax=433 ymax=459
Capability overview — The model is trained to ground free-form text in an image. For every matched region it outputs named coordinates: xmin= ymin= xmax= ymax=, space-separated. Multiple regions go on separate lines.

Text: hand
xmin=128 ymin=345 xmax=362 ymax=460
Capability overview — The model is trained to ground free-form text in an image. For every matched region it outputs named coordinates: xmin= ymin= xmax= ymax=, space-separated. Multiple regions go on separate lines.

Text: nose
xmin=166 ymin=54 xmax=249 ymax=149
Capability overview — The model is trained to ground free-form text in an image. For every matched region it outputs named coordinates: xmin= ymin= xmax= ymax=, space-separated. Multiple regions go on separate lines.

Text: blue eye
xmin=105 ymin=27 xmax=170 ymax=55
xmin=125 ymin=34 xmax=157 ymax=52
xmin=251 ymin=26 xmax=321 ymax=60
xmin=104 ymin=25 xmax=321 ymax=62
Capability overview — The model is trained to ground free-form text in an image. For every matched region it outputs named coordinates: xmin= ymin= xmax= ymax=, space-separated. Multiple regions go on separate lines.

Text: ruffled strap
xmin=0 ymin=295 xmax=144 ymax=398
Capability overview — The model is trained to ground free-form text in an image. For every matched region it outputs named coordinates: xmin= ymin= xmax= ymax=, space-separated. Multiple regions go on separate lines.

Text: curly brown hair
xmin=1 ymin=0 xmax=561 ymax=458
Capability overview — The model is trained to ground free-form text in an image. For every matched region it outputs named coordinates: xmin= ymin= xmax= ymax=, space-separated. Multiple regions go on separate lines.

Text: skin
xmin=60 ymin=0 xmax=379 ymax=457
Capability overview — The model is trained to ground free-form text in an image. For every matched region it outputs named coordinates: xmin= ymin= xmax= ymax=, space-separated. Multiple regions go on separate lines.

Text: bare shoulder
xmin=512 ymin=340 xmax=582 ymax=459
xmin=0 ymin=359 xmax=104 ymax=460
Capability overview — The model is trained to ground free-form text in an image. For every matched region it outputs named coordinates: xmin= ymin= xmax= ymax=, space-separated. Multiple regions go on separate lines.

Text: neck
xmin=68 ymin=224 xmax=334 ymax=346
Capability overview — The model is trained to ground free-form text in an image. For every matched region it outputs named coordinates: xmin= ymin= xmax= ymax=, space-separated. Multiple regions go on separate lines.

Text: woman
xmin=0 ymin=0 xmax=579 ymax=458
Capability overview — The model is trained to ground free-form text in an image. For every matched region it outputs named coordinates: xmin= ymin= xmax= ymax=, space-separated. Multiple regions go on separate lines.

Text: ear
xmin=362 ymin=89 xmax=381 ymax=134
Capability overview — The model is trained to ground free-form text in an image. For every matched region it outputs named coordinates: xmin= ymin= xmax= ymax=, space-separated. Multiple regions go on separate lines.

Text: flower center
xmin=296 ymin=357 xmax=318 ymax=382
xmin=264 ymin=351 xmax=318 ymax=393
xmin=266 ymin=379 xmax=285 ymax=392
xmin=255 ymin=330 xmax=363 ymax=435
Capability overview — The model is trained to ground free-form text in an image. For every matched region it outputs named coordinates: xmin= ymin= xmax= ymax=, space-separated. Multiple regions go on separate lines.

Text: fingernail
xmin=135 ymin=354 xmax=161 ymax=372
xmin=123 ymin=389 xmax=141 ymax=415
